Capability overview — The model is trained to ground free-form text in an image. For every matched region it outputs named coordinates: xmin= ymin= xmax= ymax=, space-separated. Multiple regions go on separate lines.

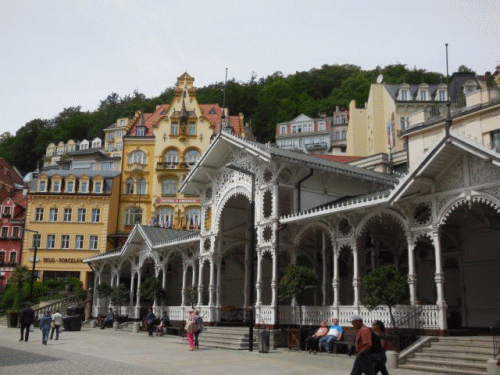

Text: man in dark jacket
xmin=19 ymin=303 xmax=35 ymax=342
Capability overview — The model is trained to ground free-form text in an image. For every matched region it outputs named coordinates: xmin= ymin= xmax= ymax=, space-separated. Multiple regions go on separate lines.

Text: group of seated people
xmin=305 ymin=319 xmax=343 ymax=354
xmin=98 ymin=308 xmax=118 ymax=329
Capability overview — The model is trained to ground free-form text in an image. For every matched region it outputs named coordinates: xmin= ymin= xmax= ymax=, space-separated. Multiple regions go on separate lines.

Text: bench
xmin=331 ymin=329 xmax=356 ymax=354
xmin=165 ymin=321 xmax=185 ymax=337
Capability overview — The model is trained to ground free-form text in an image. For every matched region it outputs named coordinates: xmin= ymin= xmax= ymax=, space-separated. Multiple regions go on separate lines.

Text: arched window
xmin=126 ymin=207 xmax=142 ymax=225
xmin=185 ymin=150 xmax=200 ymax=165
xmin=137 ymin=179 xmax=147 ymax=195
xmin=128 ymin=150 xmax=146 ymax=165
xmin=185 ymin=207 xmax=201 ymax=230
xmin=162 ymin=179 xmax=177 ymax=195
xmin=156 ymin=207 xmax=174 ymax=228
xmin=164 ymin=149 xmax=179 ymax=164
xmin=126 ymin=179 xmax=135 ymax=194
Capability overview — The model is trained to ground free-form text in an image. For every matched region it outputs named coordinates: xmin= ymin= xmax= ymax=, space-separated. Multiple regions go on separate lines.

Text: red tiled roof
xmin=129 ymin=105 xmax=170 ymax=136
xmin=200 ymin=104 xmax=223 ymax=129
xmin=0 ymin=158 xmax=23 ymax=186
xmin=311 ymin=154 xmax=363 ymax=164
xmin=11 ymin=190 xmax=27 ymax=209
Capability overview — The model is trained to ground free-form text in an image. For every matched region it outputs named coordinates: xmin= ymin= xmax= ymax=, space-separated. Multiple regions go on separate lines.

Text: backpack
xmin=185 ymin=320 xmax=194 ymax=333
xmin=196 ymin=317 xmax=204 ymax=333
xmin=368 ymin=329 xmax=383 ymax=354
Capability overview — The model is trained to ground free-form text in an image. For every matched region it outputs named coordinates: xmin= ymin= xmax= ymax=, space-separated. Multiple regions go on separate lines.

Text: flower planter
xmin=7 ymin=312 xmax=19 ymax=328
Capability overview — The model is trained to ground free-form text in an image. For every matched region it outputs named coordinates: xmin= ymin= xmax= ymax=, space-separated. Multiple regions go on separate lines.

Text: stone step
xmin=413 ymin=351 xmax=491 ymax=363
xmin=398 ymin=363 xmax=486 ymax=375
xmin=421 ymin=345 xmax=493 ymax=356
xmin=405 ymin=357 xmax=487 ymax=372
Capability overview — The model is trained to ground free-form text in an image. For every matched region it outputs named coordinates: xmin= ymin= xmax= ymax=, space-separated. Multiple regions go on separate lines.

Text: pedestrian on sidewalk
xmin=193 ymin=310 xmax=204 ymax=349
xmin=185 ymin=310 xmax=196 ymax=351
xmin=348 ymin=314 xmax=376 ymax=375
xmin=146 ymin=308 xmax=156 ymax=337
xmin=19 ymin=303 xmax=35 ymax=342
xmin=39 ymin=310 xmax=52 ymax=345
xmin=50 ymin=310 xmax=63 ymax=340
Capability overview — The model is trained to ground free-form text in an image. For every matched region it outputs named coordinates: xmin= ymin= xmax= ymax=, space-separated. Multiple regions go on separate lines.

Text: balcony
xmin=156 ymin=162 xmax=188 ymax=170
xmin=305 ymin=142 xmax=328 ymax=151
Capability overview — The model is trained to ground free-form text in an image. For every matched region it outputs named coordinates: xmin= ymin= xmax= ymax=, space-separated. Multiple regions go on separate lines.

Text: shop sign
xmin=43 ymin=258 xmax=83 ymax=263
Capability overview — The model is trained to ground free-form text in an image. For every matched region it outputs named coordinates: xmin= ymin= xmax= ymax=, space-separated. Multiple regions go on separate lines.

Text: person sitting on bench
xmin=319 ymin=318 xmax=343 ymax=352
xmin=305 ymin=320 xmax=328 ymax=354
xmin=100 ymin=308 xmax=115 ymax=329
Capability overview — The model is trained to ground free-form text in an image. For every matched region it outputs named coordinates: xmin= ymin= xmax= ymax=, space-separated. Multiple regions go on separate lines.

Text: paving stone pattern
xmin=0 ymin=325 xmax=427 ymax=375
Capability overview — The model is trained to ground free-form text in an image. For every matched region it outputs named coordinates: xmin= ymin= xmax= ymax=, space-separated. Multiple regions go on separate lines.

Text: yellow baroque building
xmin=112 ymin=73 xmax=245 ymax=244
xmin=21 ymin=169 xmax=120 ymax=288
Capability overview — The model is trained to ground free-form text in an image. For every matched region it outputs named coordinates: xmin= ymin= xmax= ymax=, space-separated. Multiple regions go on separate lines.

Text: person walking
xmin=185 ymin=310 xmax=196 ymax=351
xmin=39 ymin=310 xmax=52 ymax=345
xmin=146 ymin=308 xmax=156 ymax=337
xmin=19 ymin=303 xmax=35 ymax=342
xmin=372 ymin=320 xmax=390 ymax=375
xmin=348 ymin=314 xmax=376 ymax=375
xmin=50 ymin=310 xmax=63 ymax=340
xmin=193 ymin=310 xmax=203 ymax=349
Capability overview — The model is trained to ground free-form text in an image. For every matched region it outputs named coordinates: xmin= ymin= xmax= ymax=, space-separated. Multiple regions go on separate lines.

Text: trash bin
xmin=63 ymin=315 xmax=82 ymax=331
xmin=258 ymin=329 xmax=270 ymax=353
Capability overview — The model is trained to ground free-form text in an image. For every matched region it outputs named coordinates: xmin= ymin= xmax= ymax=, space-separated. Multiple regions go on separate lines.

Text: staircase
xmin=399 ymin=336 xmax=494 ymax=374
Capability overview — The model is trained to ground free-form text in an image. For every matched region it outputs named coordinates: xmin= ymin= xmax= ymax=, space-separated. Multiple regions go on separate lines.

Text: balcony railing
xmin=305 ymin=142 xmax=328 ymax=150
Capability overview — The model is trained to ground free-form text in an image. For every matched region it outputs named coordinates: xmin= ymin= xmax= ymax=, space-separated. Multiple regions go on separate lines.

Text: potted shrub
xmin=6 ymin=266 xmax=31 ymax=327
xmin=96 ymin=282 xmax=112 ymax=308
xmin=111 ymin=284 xmax=130 ymax=317
xmin=183 ymin=285 xmax=197 ymax=309
xmin=279 ymin=264 xmax=318 ymax=350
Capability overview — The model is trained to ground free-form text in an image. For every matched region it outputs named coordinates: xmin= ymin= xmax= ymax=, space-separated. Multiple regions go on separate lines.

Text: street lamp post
xmin=226 ymin=164 xmax=255 ymax=351
xmin=21 ymin=228 xmax=39 ymax=301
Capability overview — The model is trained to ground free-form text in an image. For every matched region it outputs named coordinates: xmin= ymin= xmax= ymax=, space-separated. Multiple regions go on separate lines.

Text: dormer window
xmin=94 ymin=181 xmax=102 ymax=193
xmin=161 ymin=109 xmax=167 ymax=115
xmin=280 ymin=125 xmax=287 ymax=134
xmin=53 ymin=180 xmax=60 ymax=193
xmin=136 ymin=126 xmax=146 ymax=137
xmin=209 ymin=107 xmax=217 ymax=115
xmin=67 ymin=181 xmax=74 ymax=193
xmin=39 ymin=180 xmax=47 ymax=192
xmin=439 ymin=90 xmax=447 ymax=101
xmin=80 ymin=181 xmax=88 ymax=193
xmin=401 ymin=90 xmax=409 ymax=101
xmin=420 ymin=91 xmax=427 ymax=101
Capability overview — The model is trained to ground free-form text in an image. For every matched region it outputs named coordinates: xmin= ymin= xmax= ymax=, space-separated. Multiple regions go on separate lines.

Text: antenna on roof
xmin=445 ymin=43 xmax=452 ymax=136
xmin=223 ymin=68 xmax=228 ymax=108
xmin=220 ymin=68 xmax=228 ymax=134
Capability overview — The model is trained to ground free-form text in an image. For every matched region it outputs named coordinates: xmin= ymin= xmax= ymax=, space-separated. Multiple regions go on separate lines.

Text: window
xmin=39 ymin=180 xmax=46 ymax=192
xmin=400 ymin=117 xmax=409 ymax=130
xmin=31 ymin=208 xmax=44 ymax=224
xmin=164 ymin=150 xmax=179 ymax=164
xmin=107 ymin=144 xmax=114 ymax=152
xmin=188 ymin=122 xmax=196 ymax=135
xmin=128 ymin=151 xmax=146 ymax=165
xmin=126 ymin=208 xmax=142 ymax=225
xmin=420 ymin=91 xmax=427 ymax=101
xmin=126 ymin=179 xmax=135 ymax=194
xmin=156 ymin=208 xmax=173 ymax=228
xmin=292 ymin=125 xmax=297 ymax=133
xmin=136 ymin=126 xmax=145 ymax=136
xmin=47 ymin=235 xmax=55 ymax=249
xmin=162 ymin=179 xmax=177 ymax=195
xmin=12 ymin=227 xmax=20 ymax=238
xmin=209 ymin=107 xmax=217 ymax=115
xmin=116 ymin=142 xmax=122 ymax=151
xmin=318 ymin=121 xmax=326 ymax=131
xmin=80 ymin=181 xmax=88 ymax=193
xmin=61 ymin=235 xmax=69 ymax=249
xmin=89 ymin=236 xmax=98 ymax=250
xmin=341 ymin=131 xmax=347 ymax=140
xmin=49 ymin=208 xmax=58 ymax=222
xmin=63 ymin=208 xmax=72 ymax=222
xmin=9 ymin=251 xmax=16 ymax=263
xmin=185 ymin=207 xmax=201 ymax=230
xmin=439 ymin=90 xmax=447 ymax=101
xmin=53 ymin=180 xmax=60 ymax=192
xmin=492 ymin=131 xmax=500 ymax=152
xmin=77 ymin=208 xmax=86 ymax=222
xmin=67 ymin=181 xmax=74 ymax=193
xmin=1 ymin=227 xmax=8 ymax=238
xmin=75 ymin=235 xmax=84 ymax=249
xmin=102 ymin=162 xmax=113 ymax=171
xmin=94 ymin=181 xmax=102 ymax=193
xmin=91 ymin=208 xmax=100 ymax=223
xmin=3 ymin=206 xmax=11 ymax=216
xmin=401 ymin=90 xmax=408 ymax=101
xmin=280 ymin=125 xmax=287 ymax=134
xmin=32 ymin=234 xmax=41 ymax=248
xmin=117 ymin=130 xmax=123 ymax=137
xmin=107 ymin=133 xmax=114 ymax=140
xmin=0 ymin=252 xmax=4 ymax=263
xmin=171 ymin=122 xmax=179 ymax=135
xmin=137 ymin=179 xmax=147 ymax=195
xmin=185 ymin=150 xmax=200 ymax=165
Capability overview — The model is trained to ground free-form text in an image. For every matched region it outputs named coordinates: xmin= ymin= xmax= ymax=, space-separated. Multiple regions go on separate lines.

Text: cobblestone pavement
xmin=0 ymin=325 xmax=427 ymax=374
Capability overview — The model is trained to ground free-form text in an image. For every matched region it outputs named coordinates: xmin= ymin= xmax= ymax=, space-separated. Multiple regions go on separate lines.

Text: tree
xmin=6 ymin=265 xmax=31 ymax=311
xmin=110 ymin=284 xmax=130 ymax=313
xmin=362 ymin=265 xmax=409 ymax=328
xmin=96 ymin=282 xmax=112 ymax=307
xmin=141 ymin=276 xmax=166 ymax=304
xmin=279 ymin=264 xmax=318 ymax=326
xmin=458 ymin=65 xmax=475 ymax=74
xmin=183 ymin=285 xmax=198 ymax=309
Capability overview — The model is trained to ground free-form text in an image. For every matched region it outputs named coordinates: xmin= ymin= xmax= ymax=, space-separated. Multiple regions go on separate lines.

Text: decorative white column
xmin=322 ymin=233 xmax=327 ymax=306
xmin=129 ymin=271 xmax=136 ymax=314
xmin=243 ymin=242 xmax=249 ymax=308
xmin=191 ymin=262 xmax=197 ymax=287
xmin=255 ymin=250 xmax=263 ymax=307
xmin=332 ymin=244 xmax=340 ymax=308
xmin=407 ymin=232 xmax=417 ymax=306
xmin=352 ymin=241 xmax=360 ymax=311
xmin=208 ymin=258 xmax=215 ymax=306
xmin=181 ymin=262 xmax=187 ymax=306
xmin=197 ymin=258 xmax=204 ymax=306
xmin=135 ymin=270 xmax=142 ymax=319
xmin=93 ymin=272 xmax=100 ymax=317
xmin=153 ymin=266 xmax=160 ymax=313
xmin=432 ymin=229 xmax=447 ymax=330
xmin=271 ymin=251 xmax=277 ymax=307
xmin=216 ymin=257 xmax=222 ymax=308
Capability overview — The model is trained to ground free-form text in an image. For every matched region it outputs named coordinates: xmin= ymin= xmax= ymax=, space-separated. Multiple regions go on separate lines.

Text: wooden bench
xmin=331 ymin=329 xmax=356 ymax=354
xmin=165 ymin=321 xmax=185 ymax=337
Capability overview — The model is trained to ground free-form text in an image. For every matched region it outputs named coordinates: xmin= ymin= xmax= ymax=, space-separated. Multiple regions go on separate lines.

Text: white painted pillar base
xmin=487 ymin=359 xmax=500 ymax=375
xmin=132 ymin=322 xmax=141 ymax=333
xmin=90 ymin=320 xmax=97 ymax=328
xmin=113 ymin=321 xmax=119 ymax=330
xmin=386 ymin=351 xmax=398 ymax=369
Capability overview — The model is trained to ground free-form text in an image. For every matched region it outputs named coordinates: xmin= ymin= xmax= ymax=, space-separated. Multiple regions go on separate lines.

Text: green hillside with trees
xmin=0 ymin=63 xmax=444 ymax=175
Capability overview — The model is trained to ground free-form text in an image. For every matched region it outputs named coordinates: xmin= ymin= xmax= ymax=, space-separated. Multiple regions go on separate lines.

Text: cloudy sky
xmin=1 ymin=0 xmax=499 ymax=136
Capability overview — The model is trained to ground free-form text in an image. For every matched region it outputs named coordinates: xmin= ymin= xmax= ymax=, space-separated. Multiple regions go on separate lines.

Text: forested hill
xmin=0 ymin=63 xmax=443 ymax=175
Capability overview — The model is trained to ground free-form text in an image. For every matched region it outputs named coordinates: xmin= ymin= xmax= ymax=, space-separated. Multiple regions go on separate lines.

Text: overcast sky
xmin=1 ymin=0 xmax=499 ymax=137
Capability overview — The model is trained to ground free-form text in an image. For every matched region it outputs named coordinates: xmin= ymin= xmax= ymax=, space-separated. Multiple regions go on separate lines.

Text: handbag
xmin=184 ymin=320 xmax=194 ymax=333
xmin=50 ymin=321 xmax=55 ymax=328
